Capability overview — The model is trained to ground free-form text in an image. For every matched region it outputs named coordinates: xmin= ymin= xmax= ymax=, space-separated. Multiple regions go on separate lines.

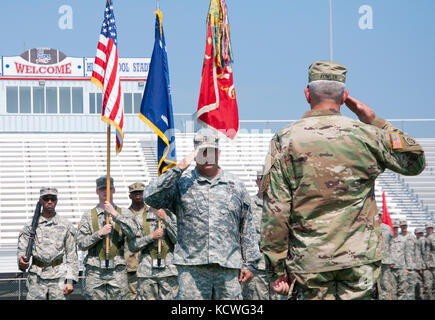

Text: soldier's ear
xmin=304 ymin=87 xmax=311 ymax=104
xmin=340 ymin=89 xmax=349 ymax=105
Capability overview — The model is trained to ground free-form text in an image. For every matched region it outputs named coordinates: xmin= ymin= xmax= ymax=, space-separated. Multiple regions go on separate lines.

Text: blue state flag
xmin=140 ymin=9 xmax=176 ymax=176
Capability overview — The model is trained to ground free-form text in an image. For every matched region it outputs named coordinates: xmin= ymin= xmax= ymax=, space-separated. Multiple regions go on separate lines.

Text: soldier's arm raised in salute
xmin=345 ymin=96 xmax=425 ymax=176
xmin=144 ymin=149 xmax=198 ymax=212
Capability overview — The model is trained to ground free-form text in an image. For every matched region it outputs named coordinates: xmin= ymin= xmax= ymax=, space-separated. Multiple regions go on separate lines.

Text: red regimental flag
xmin=197 ymin=24 xmax=239 ymax=139
xmin=382 ymin=191 xmax=394 ymax=235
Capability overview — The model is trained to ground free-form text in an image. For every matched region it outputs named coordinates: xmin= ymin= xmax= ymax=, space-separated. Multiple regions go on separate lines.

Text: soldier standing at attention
xmin=76 ymin=176 xmax=138 ymax=300
xmin=124 ymin=182 xmax=147 ymax=300
xmin=390 ymin=221 xmax=408 ymax=300
xmin=260 ymin=60 xmax=425 ymax=300
xmin=144 ymin=129 xmax=261 ymax=300
xmin=378 ymin=212 xmax=393 ymax=300
xmin=399 ymin=220 xmax=418 ymax=300
xmin=241 ymin=170 xmax=286 ymax=300
xmin=414 ymin=227 xmax=426 ymax=300
xmin=423 ymin=221 xmax=434 ymax=300
xmin=17 ymin=187 xmax=78 ymax=300
xmin=128 ymin=206 xmax=178 ymax=300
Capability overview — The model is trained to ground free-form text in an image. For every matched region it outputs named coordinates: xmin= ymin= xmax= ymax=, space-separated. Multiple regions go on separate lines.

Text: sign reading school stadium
xmin=1 ymin=47 xmax=150 ymax=79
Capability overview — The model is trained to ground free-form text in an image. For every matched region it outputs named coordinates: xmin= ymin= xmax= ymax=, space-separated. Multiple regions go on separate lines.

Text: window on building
xmin=6 ymin=87 xmax=18 ymax=113
xmin=134 ymin=93 xmax=142 ymax=114
xmin=89 ymin=93 xmax=96 ymax=114
xmin=46 ymin=87 xmax=58 ymax=113
xmin=96 ymin=93 xmax=102 ymax=114
xmin=124 ymin=93 xmax=133 ymax=114
xmin=89 ymin=92 xmax=103 ymax=114
xmin=20 ymin=87 xmax=31 ymax=114
xmin=33 ymin=87 xmax=45 ymax=113
xmin=59 ymin=87 xmax=71 ymax=114
xmin=72 ymin=87 xmax=83 ymax=114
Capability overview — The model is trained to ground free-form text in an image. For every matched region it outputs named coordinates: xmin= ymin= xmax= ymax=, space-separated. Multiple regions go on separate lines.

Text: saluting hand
xmin=178 ymin=149 xmax=198 ymax=172
xmin=345 ymin=96 xmax=376 ymax=124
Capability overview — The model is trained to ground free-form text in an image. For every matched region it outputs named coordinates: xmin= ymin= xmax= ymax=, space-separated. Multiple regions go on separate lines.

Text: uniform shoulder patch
xmin=390 ymin=132 xmax=403 ymax=150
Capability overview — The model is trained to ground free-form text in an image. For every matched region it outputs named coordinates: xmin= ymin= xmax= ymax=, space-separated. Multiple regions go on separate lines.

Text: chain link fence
xmin=0 ymin=273 xmax=86 ymax=300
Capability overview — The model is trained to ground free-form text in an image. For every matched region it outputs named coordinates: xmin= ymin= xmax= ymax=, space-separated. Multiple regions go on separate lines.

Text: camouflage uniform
xmin=414 ymin=228 xmax=426 ymax=300
xmin=241 ymin=195 xmax=285 ymax=300
xmin=144 ymin=132 xmax=261 ymax=300
xmin=17 ymin=187 xmax=78 ymax=300
xmin=399 ymin=224 xmax=418 ymax=300
xmin=260 ymin=61 xmax=425 ymax=300
xmin=76 ymin=177 xmax=138 ymax=300
xmin=378 ymin=223 xmax=393 ymax=300
xmin=128 ymin=208 xmax=178 ymax=300
xmin=124 ymin=205 xmax=144 ymax=300
xmin=424 ymin=223 xmax=435 ymax=300
xmin=390 ymin=228 xmax=408 ymax=300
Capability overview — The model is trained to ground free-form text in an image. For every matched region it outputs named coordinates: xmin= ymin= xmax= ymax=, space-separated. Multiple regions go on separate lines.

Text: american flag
xmin=91 ymin=0 xmax=124 ymax=153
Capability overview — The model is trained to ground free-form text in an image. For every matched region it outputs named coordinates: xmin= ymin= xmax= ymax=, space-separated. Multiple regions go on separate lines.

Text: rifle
xmin=23 ymin=201 xmax=42 ymax=264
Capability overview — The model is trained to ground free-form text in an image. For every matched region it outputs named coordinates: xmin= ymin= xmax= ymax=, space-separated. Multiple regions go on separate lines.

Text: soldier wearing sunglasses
xmin=17 ymin=187 xmax=79 ymax=300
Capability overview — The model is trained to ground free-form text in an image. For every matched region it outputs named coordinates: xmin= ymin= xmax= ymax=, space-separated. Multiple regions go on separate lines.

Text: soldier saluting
xmin=17 ymin=187 xmax=78 ymax=300
xmin=260 ymin=61 xmax=425 ymax=300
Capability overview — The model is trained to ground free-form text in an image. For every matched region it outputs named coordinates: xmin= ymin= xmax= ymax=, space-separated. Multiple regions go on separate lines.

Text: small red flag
xmin=382 ymin=191 xmax=394 ymax=235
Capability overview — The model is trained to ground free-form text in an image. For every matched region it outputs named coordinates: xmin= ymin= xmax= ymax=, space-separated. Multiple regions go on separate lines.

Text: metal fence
xmin=0 ymin=274 xmax=86 ymax=300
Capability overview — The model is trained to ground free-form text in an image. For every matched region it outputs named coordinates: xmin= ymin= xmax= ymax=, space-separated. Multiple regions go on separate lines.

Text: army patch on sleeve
xmin=390 ymin=132 xmax=404 ymax=150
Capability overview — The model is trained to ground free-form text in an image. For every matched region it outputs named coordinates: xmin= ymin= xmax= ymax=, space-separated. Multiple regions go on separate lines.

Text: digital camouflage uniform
xmin=144 ymin=131 xmax=261 ymax=300
xmin=414 ymin=228 xmax=426 ymax=300
xmin=424 ymin=224 xmax=435 ymax=300
xmin=399 ymin=226 xmax=418 ymax=300
xmin=260 ymin=61 xmax=425 ymax=300
xmin=389 ymin=228 xmax=408 ymax=300
xmin=17 ymin=188 xmax=78 ymax=300
xmin=378 ymin=223 xmax=393 ymax=300
xmin=241 ymin=195 xmax=286 ymax=300
xmin=124 ymin=205 xmax=144 ymax=300
xmin=76 ymin=177 xmax=138 ymax=300
xmin=128 ymin=208 xmax=178 ymax=300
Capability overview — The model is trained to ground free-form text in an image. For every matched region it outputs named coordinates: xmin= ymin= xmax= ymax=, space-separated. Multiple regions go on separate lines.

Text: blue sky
xmin=1 ymin=0 xmax=435 ymax=133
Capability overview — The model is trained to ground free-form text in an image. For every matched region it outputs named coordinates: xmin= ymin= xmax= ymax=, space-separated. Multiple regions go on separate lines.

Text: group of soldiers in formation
xmin=379 ymin=219 xmax=435 ymax=300
xmin=15 ymin=60 xmax=434 ymax=300
xmin=17 ymin=132 xmax=281 ymax=300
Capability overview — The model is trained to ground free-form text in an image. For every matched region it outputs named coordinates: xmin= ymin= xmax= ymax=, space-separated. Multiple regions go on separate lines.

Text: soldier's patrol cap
xmin=415 ymin=228 xmax=424 ymax=234
xmin=96 ymin=176 xmax=114 ymax=189
xmin=129 ymin=182 xmax=145 ymax=193
xmin=40 ymin=187 xmax=58 ymax=197
xmin=308 ymin=60 xmax=347 ymax=84
xmin=400 ymin=220 xmax=408 ymax=227
xmin=194 ymin=129 xmax=219 ymax=150
xmin=426 ymin=221 xmax=434 ymax=229
xmin=393 ymin=221 xmax=400 ymax=228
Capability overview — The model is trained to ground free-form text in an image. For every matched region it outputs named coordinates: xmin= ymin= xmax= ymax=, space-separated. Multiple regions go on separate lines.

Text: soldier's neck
xmin=41 ymin=210 xmax=56 ymax=219
xmin=311 ymin=103 xmax=341 ymax=111
xmin=130 ymin=202 xmax=145 ymax=211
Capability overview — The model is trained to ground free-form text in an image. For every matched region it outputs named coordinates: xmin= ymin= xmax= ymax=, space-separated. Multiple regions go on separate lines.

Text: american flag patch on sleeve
xmin=390 ymin=132 xmax=404 ymax=150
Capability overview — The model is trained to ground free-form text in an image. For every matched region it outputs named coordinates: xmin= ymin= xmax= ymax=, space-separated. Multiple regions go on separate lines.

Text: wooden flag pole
xmin=105 ymin=125 xmax=111 ymax=267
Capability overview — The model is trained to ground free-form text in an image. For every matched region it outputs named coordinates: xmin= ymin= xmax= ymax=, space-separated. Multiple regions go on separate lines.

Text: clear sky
xmin=1 ymin=0 xmax=435 ymax=133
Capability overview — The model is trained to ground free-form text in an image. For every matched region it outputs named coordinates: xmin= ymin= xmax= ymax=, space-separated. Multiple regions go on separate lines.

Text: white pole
xmin=329 ymin=0 xmax=333 ymax=61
